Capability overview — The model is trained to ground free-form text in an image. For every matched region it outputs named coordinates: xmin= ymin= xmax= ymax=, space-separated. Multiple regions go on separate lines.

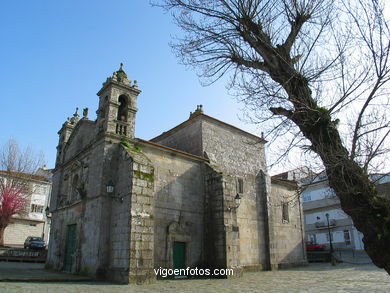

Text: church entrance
xmin=64 ymin=224 xmax=77 ymax=272
xmin=173 ymin=241 xmax=186 ymax=270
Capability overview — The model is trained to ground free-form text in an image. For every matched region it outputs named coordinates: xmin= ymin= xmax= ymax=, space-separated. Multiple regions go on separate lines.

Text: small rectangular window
xmin=31 ymin=204 xmax=44 ymax=213
xmin=344 ymin=230 xmax=351 ymax=245
xmin=282 ymin=202 xmax=289 ymax=223
xmin=237 ymin=178 xmax=244 ymax=194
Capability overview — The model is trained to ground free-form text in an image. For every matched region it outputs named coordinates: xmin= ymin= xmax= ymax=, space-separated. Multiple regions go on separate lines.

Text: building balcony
xmin=303 ymin=197 xmax=340 ymax=211
xmin=314 ymin=219 xmax=336 ymax=229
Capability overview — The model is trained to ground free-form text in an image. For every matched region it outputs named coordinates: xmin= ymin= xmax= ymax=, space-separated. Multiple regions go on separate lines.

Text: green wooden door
xmin=64 ymin=224 xmax=77 ymax=272
xmin=173 ymin=241 xmax=186 ymax=270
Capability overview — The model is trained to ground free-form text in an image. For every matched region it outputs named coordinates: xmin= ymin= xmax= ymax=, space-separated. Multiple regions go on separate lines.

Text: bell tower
xmin=96 ymin=63 xmax=141 ymax=138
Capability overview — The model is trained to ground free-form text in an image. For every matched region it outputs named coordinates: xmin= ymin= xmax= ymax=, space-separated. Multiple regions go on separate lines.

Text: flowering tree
xmin=0 ymin=138 xmax=45 ymax=246
xmin=0 ymin=179 xmax=28 ymax=246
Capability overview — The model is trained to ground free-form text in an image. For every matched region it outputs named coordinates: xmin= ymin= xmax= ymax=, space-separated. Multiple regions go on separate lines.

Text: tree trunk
xmin=265 ymin=49 xmax=390 ymax=273
xmin=306 ymin=119 xmax=390 ymax=274
xmin=0 ymin=216 xmax=11 ymax=247
xmin=0 ymin=226 xmax=6 ymax=246
xmin=283 ymin=87 xmax=390 ymax=274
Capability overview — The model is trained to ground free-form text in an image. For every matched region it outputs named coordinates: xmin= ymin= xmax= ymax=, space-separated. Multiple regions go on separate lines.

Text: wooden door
xmin=173 ymin=241 xmax=186 ymax=270
xmin=64 ymin=224 xmax=77 ymax=272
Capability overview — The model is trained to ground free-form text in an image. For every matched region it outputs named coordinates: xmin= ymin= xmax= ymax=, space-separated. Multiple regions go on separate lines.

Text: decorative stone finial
xmin=83 ymin=108 xmax=89 ymax=119
xmin=102 ymin=64 xmax=134 ymax=87
xmin=113 ymin=63 xmax=129 ymax=84
xmin=70 ymin=107 xmax=80 ymax=124
xmin=74 ymin=107 xmax=79 ymax=118
xmin=189 ymin=105 xmax=204 ymax=118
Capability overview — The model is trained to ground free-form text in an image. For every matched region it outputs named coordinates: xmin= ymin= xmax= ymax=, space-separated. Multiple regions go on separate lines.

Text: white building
xmin=1 ymin=169 xmax=52 ymax=247
xmin=300 ymin=171 xmax=390 ymax=251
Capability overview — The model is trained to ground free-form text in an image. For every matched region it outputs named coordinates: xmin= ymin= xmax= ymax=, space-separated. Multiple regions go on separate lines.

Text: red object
xmin=0 ymin=178 xmax=28 ymax=245
xmin=305 ymin=241 xmax=326 ymax=251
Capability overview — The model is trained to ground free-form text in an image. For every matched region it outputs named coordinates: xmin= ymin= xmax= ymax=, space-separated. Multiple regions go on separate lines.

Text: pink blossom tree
xmin=0 ymin=179 xmax=28 ymax=246
xmin=0 ymin=138 xmax=45 ymax=246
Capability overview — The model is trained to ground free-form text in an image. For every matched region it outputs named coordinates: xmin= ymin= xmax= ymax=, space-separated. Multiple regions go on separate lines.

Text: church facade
xmin=46 ymin=65 xmax=306 ymax=283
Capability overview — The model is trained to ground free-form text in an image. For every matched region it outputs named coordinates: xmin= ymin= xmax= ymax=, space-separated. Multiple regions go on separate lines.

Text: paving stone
xmin=0 ymin=263 xmax=389 ymax=293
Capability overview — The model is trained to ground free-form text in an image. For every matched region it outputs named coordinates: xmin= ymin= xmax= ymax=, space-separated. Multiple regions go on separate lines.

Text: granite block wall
xmin=269 ymin=182 xmax=307 ymax=268
xmin=140 ymin=143 xmax=205 ymax=271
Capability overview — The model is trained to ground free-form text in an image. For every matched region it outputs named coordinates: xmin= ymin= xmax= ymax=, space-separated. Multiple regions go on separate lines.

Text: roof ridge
xmin=135 ymin=138 xmax=209 ymax=162
xmin=151 ymin=113 xmax=267 ymax=143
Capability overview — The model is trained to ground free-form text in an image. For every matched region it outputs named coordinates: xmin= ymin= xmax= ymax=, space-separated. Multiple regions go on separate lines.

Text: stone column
xmin=126 ymin=146 xmax=155 ymax=284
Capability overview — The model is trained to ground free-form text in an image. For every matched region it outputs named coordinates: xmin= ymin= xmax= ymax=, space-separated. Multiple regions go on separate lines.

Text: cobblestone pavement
xmin=0 ymin=263 xmax=389 ymax=293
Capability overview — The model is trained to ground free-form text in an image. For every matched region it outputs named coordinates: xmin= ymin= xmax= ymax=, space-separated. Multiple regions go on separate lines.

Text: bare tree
xmin=156 ymin=0 xmax=390 ymax=273
xmin=0 ymin=139 xmax=45 ymax=246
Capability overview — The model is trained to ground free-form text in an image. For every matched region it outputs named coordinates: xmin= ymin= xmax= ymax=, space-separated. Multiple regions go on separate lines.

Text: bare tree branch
xmin=156 ymin=0 xmax=390 ymax=274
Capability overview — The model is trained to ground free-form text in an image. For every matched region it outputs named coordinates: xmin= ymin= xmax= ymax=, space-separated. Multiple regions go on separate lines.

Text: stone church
xmin=46 ymin=64 xmax=306 ymax=283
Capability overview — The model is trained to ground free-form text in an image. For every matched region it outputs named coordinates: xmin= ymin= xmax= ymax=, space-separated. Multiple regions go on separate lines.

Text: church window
xmin=237 ymin=178 xmax=244 ymax=194
xmin=117 ymin=95 xmax=128 ymax=121
xmin=282 ymin=202 xmax=289 ymax=223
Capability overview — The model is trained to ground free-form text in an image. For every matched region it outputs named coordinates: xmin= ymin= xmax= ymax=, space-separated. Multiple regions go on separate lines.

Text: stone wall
xmin=63 ymin=121 xmax=96 ymax=163
xmin=153 ymin=115 xmax=270 ymax=272
xmin=152 ymin=117 xmax=203 ymax=156
xmin=47 ymin=138 xmax=109 ymax=275
xmin=46 ymin=201 xmax=83 ymax=271
xmin=122 ymin=144 xmax=155 ymax=284
xmin=269 ymin=181 xmax=307 ymax=268
xmin=139 ymin=142 xmax=205 ymax=272
xmin=200 ymin=118 xmax=266 ymax=171
xmin=4 ymin=219 xmax=44 ymax=246
xmin=200 ymin=118 xmax=269 ymax=271
xmin=204 ymin=165 xmax=226 ymax=270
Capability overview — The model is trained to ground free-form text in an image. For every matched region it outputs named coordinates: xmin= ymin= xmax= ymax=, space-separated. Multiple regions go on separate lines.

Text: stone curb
xmin=0 ymin=277 xmax=93 ymax=282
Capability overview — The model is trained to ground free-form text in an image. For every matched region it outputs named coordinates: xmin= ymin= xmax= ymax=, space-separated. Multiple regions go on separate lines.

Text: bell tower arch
xmin=96 ymin=63 xmax=141 ymax=138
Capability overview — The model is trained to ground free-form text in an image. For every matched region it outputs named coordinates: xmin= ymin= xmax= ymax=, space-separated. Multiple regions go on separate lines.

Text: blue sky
xmin=0 ymin=0 xmax=269 ymax=171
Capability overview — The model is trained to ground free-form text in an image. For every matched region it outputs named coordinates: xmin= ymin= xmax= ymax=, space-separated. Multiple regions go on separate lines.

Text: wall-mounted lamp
xmin=106 ymin=180 xmax=115 ymax=194
xmin=106 ymin=180 xmax=123 ymax=203
xmin=45 ymin=206 xmax=50 ymax=218
xmin=235 ymin=193 xmax=241 ymax=207
xmin=228 ymin=193 xmax=241 ymax=211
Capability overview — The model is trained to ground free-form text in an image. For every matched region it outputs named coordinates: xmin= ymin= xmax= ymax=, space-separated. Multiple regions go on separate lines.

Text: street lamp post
xmin=325 ymin=213 xmax=334 ymax=253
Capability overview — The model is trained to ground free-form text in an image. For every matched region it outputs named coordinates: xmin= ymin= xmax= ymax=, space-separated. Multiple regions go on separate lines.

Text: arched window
xmin=117 ymin=95 xmax=128 ymax=121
